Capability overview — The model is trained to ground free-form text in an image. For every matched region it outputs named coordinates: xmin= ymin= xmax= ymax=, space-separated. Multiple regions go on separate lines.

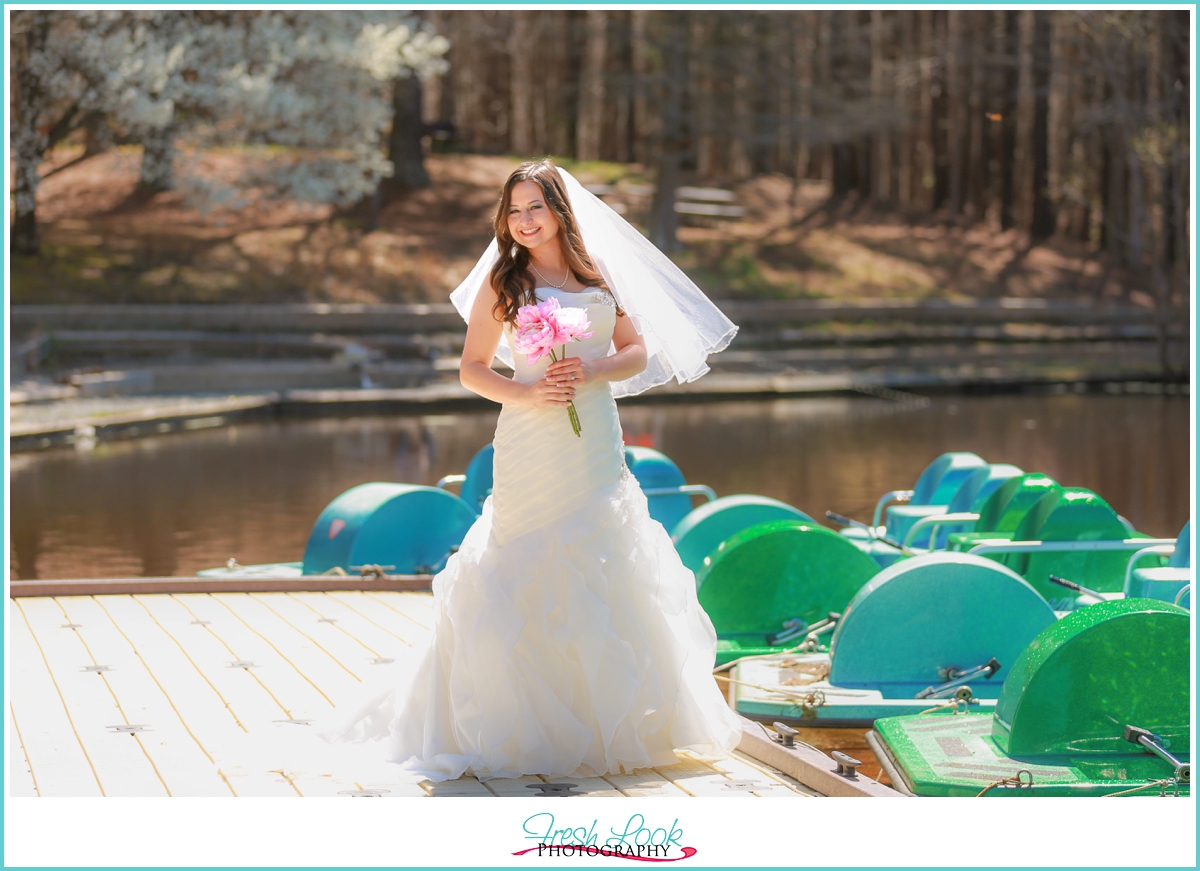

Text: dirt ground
xmin=12 ymin=144 xmax=1157 ymax=307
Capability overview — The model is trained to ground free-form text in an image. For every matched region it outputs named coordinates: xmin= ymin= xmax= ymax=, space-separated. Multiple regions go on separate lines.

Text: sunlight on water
xmin=10 ymin=394 xmax=1190 ymax=579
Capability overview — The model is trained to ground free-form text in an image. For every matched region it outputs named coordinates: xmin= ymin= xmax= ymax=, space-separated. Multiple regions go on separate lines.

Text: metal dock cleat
xmin=831 ymin=751 xmax=861 ymax=779
xmin=771 ymin=721 xmax=798 ymax=748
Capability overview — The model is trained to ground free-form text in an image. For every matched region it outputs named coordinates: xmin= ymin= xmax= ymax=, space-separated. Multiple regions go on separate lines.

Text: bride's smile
xmin=507 ymin=180 xmax=559 ymax=252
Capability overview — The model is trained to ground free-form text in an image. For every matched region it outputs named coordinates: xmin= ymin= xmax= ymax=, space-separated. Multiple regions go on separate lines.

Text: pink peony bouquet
xmin=512 ymin=297 xmax=593 ymax=437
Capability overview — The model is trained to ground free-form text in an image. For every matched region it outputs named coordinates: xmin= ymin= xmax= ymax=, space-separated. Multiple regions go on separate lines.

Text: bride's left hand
xmin=546 ymin=356 xmax=591 ymax=387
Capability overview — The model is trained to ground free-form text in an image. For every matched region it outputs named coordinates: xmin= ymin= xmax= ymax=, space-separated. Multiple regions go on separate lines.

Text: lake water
xmin=9 ymin=393 xmax=1191 ymax=580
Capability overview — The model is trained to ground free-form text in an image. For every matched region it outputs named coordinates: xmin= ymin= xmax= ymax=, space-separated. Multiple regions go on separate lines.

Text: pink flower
xmin=511 ymin=298 xmax=592 ymax=365
xmin=517 ymin=297 xmax=559 ymax=328
xmin=513 ymin=320 xmax=556 ymax=364
xmin=550 ymin=306 xmax=594 ymax=343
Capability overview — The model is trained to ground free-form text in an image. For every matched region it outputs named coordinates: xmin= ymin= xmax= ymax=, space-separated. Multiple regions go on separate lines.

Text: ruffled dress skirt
xmin=321 ymin=379 xmax=743 ymax=781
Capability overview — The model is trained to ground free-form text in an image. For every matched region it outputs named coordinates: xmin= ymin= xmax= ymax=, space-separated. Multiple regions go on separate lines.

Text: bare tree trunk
xmin=509 ymin=12 xmax=536 ymax=155
xmin=1013 ymin=11 xmax=1037 ymax=234
xmin=691 ymin=14 xmax=718 ymax=178
xmin=611 ymin=12 xmax=632 ymax=163
xmin=448 ymin=16 xmax=478 ymax=151
xmin=916 ymin=11 xmax=935 ymax=210
xmin=870 ymin=11 xmax=891 ymax=203
xmin=729 ymin=15 xmax=756 ymax=180
xmin=816 ymin=13 xmax=834 ymax=183
xmin=11 ymin=15 xmax=51 ymax=256
xmin=1046 ymin=11 xmax=1069 ymax=234
xmin=774 ymin=15 xmax=793 ymax=175
xmin=946 ymin=11 xmax=964 ymax=216
xmin=631 ymin=10 xmax=655 ymax=166
xmin=897 ymin=11 xmax=916 ymax=207
xmin=793 ymin=11 xmax=816 ymax=201
xmin=576 ymin=10 xmax=607 ymax=160
xmin=1167 ymin=12 xmax=1190 ymax=313
xmin=83 ymin=111 xmax=113 ymax=157
xmin=997 ymin=11 xmax=1019 ymax=230
xmin=965 ymin=13 xmax=987 ymax=218
xmin=387 ymin=74 xmax=430 ymax=190
xmin=649 ymin=14 xmax=688 ymax=254
xmin=136 ymin=122 xmax=177 ymax=195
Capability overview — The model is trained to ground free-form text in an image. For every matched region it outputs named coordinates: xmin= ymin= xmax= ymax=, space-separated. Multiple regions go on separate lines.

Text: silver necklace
xmin=529 ymin=262 xmax=570 ymax=289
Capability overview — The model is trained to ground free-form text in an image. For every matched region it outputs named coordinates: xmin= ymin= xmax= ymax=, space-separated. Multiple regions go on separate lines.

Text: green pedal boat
xmin=866 ymin=598 xmax=1191 ymax=796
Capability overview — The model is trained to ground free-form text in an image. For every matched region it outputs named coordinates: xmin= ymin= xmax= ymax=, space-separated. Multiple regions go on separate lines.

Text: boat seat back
xmin=1169 ymin=520 xmax=1191 ymax=568
xmin=1125 ymin=567 xmax=1191 ymax=603
xmin=671 ymin=495 xmax=812 ymax=573
xmin=460 ymin=443 xmax=495 ymax=513
xmin=828 ymin=553 xmax=1055 ymax=698
xmin=974 ymin=473 xmax=1062 ymax=534
xmin=302 ymin=483 xmax=476 ymax=575
xmin=949 ymin=464 xmax=1024 ymax=514
xmin=695 ymin=521 xmax=877 ymax=637
xmin=911 ymin=452 xmax=986 ymax=505
xmin=993 ymin=599 xmax=1190 ymax=757
xmin=625 ymin=446 xmax=692 ymax=534
xmin=1002 ymin=488 xmax=1131 ymax=604
xmin=893 ymin=464 xmax=1025 ymax=550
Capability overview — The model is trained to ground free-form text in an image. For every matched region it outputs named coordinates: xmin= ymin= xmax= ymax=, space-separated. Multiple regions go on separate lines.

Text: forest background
xmin=9 ymin=9 xmax=1191 ymax=323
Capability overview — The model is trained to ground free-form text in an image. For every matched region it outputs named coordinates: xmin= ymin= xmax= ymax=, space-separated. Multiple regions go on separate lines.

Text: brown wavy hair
xmin=488 ymin=159 xmax=619 ymax=325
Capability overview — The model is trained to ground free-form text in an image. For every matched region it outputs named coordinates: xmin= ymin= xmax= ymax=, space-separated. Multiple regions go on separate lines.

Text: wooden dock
xmin=9 ymin=590 xmax=893 ymax=798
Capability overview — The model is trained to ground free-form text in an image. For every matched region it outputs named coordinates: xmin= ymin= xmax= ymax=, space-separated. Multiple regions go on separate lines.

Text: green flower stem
xmin=548 ymin=347 xmax=582 ymax=436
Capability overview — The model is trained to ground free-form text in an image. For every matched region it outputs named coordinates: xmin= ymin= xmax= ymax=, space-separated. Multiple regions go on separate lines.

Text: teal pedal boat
xmin=199 ymin=444 xmax=784 ymax=583
xmin=731 ymin=552 xmax=1057 ymax=726
xmin=866 ymin=598 xmax=1191 ymax=796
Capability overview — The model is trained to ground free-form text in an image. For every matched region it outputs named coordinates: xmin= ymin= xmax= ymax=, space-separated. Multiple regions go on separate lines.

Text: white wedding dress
xmin=322 ymin=286 xmax=743 ymax=782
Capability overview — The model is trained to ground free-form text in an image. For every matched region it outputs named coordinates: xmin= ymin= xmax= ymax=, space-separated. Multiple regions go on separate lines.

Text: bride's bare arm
xmin=546 ymin=312 xmax=647 ymax=385
xmin=459 ymin=283 xmax=578 ymax=407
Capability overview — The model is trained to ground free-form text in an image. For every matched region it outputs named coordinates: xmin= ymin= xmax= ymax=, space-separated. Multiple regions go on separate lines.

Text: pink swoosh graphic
xmin=511 ymin=846 xmax=697 ymax=863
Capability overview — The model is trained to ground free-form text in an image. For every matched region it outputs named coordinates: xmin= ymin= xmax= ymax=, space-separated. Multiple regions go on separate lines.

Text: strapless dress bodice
xmin=503 ymin=286 xmax=619 ymax=385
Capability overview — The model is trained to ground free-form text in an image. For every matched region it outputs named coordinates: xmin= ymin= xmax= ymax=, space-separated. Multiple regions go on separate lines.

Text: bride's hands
xmin=522 ymin=377 xmax=576 ymax=408
xmin=545 ymin=356 xmax=591 ymax=387
xmin=521 ymin=356 xmax=590 ymax=408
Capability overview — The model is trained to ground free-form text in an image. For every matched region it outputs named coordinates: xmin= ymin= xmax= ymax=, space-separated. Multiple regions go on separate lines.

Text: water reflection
xmin=9 ymin=394 xmax=1190 ymax=579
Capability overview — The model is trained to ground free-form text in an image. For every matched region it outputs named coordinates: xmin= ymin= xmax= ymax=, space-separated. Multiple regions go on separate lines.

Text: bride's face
xmin=507 ymin=180 xmax=560 ymax=252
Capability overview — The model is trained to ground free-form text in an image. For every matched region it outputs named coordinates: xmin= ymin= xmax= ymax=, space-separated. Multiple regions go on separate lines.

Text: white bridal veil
xmin=448 ymin=166 xmax=738 ymax=398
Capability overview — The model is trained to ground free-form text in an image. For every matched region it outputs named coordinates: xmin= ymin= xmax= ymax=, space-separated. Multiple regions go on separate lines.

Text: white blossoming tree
xmin=10 ymin=10 xmax=449 ymax=255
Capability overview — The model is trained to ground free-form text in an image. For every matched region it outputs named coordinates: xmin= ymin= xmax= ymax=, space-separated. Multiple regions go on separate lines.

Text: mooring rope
xmin=1101 ymin=779 xmax=1177 ymax=798
xmin=976 ymin=769 xmax=1033 ymax=797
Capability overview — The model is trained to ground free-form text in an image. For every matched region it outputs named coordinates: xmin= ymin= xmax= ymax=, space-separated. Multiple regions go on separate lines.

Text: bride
xmin=323 ymin=158 xmax=743 ymax=782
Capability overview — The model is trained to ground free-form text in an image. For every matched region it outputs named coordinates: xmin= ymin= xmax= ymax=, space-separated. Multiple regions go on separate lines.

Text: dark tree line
xmin=420 ymin=10 xmax=1189 ymax=301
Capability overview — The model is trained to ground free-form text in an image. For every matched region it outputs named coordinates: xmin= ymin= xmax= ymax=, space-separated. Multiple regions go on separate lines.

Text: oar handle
xmin=1048 ymin=574 xmax=1085 ymax=593
xmin=825 ymin=510 xmax=868 ymax=530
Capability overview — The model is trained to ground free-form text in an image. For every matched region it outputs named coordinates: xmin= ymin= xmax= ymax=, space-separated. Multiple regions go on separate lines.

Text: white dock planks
xmin=9 ymin=610 xmax=102 ymax=797
xmin=95 ymin=595 xmax=298 ymax=797
xmin=705 ymin=749 xmax=819 ymax=797
xmin=652 ymin=755 xmax=760 ymax=798
xmin=11 ymin=592 xmax=808 ymax=799
xmin=51 ymin=596 xmax=233 ymax=797
xmin=362 ymin=591 xmax=435 ymax=632
xmin=16 ymin=598 xmax=169 ymax=796
xmin=288 ymin=591 xmax=420 ymax=655
xmin=212 ymin=593 xmax=364 ymax=699
xmin=178 ymin=593 xmax=337 ymax=717
xmin=601 ymin=768 xmax=694 ymax=798
xmin=10 ymin=704 xmax=40 ymax=796
xmin=321 ymin=591 xmax=425 ymax=647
